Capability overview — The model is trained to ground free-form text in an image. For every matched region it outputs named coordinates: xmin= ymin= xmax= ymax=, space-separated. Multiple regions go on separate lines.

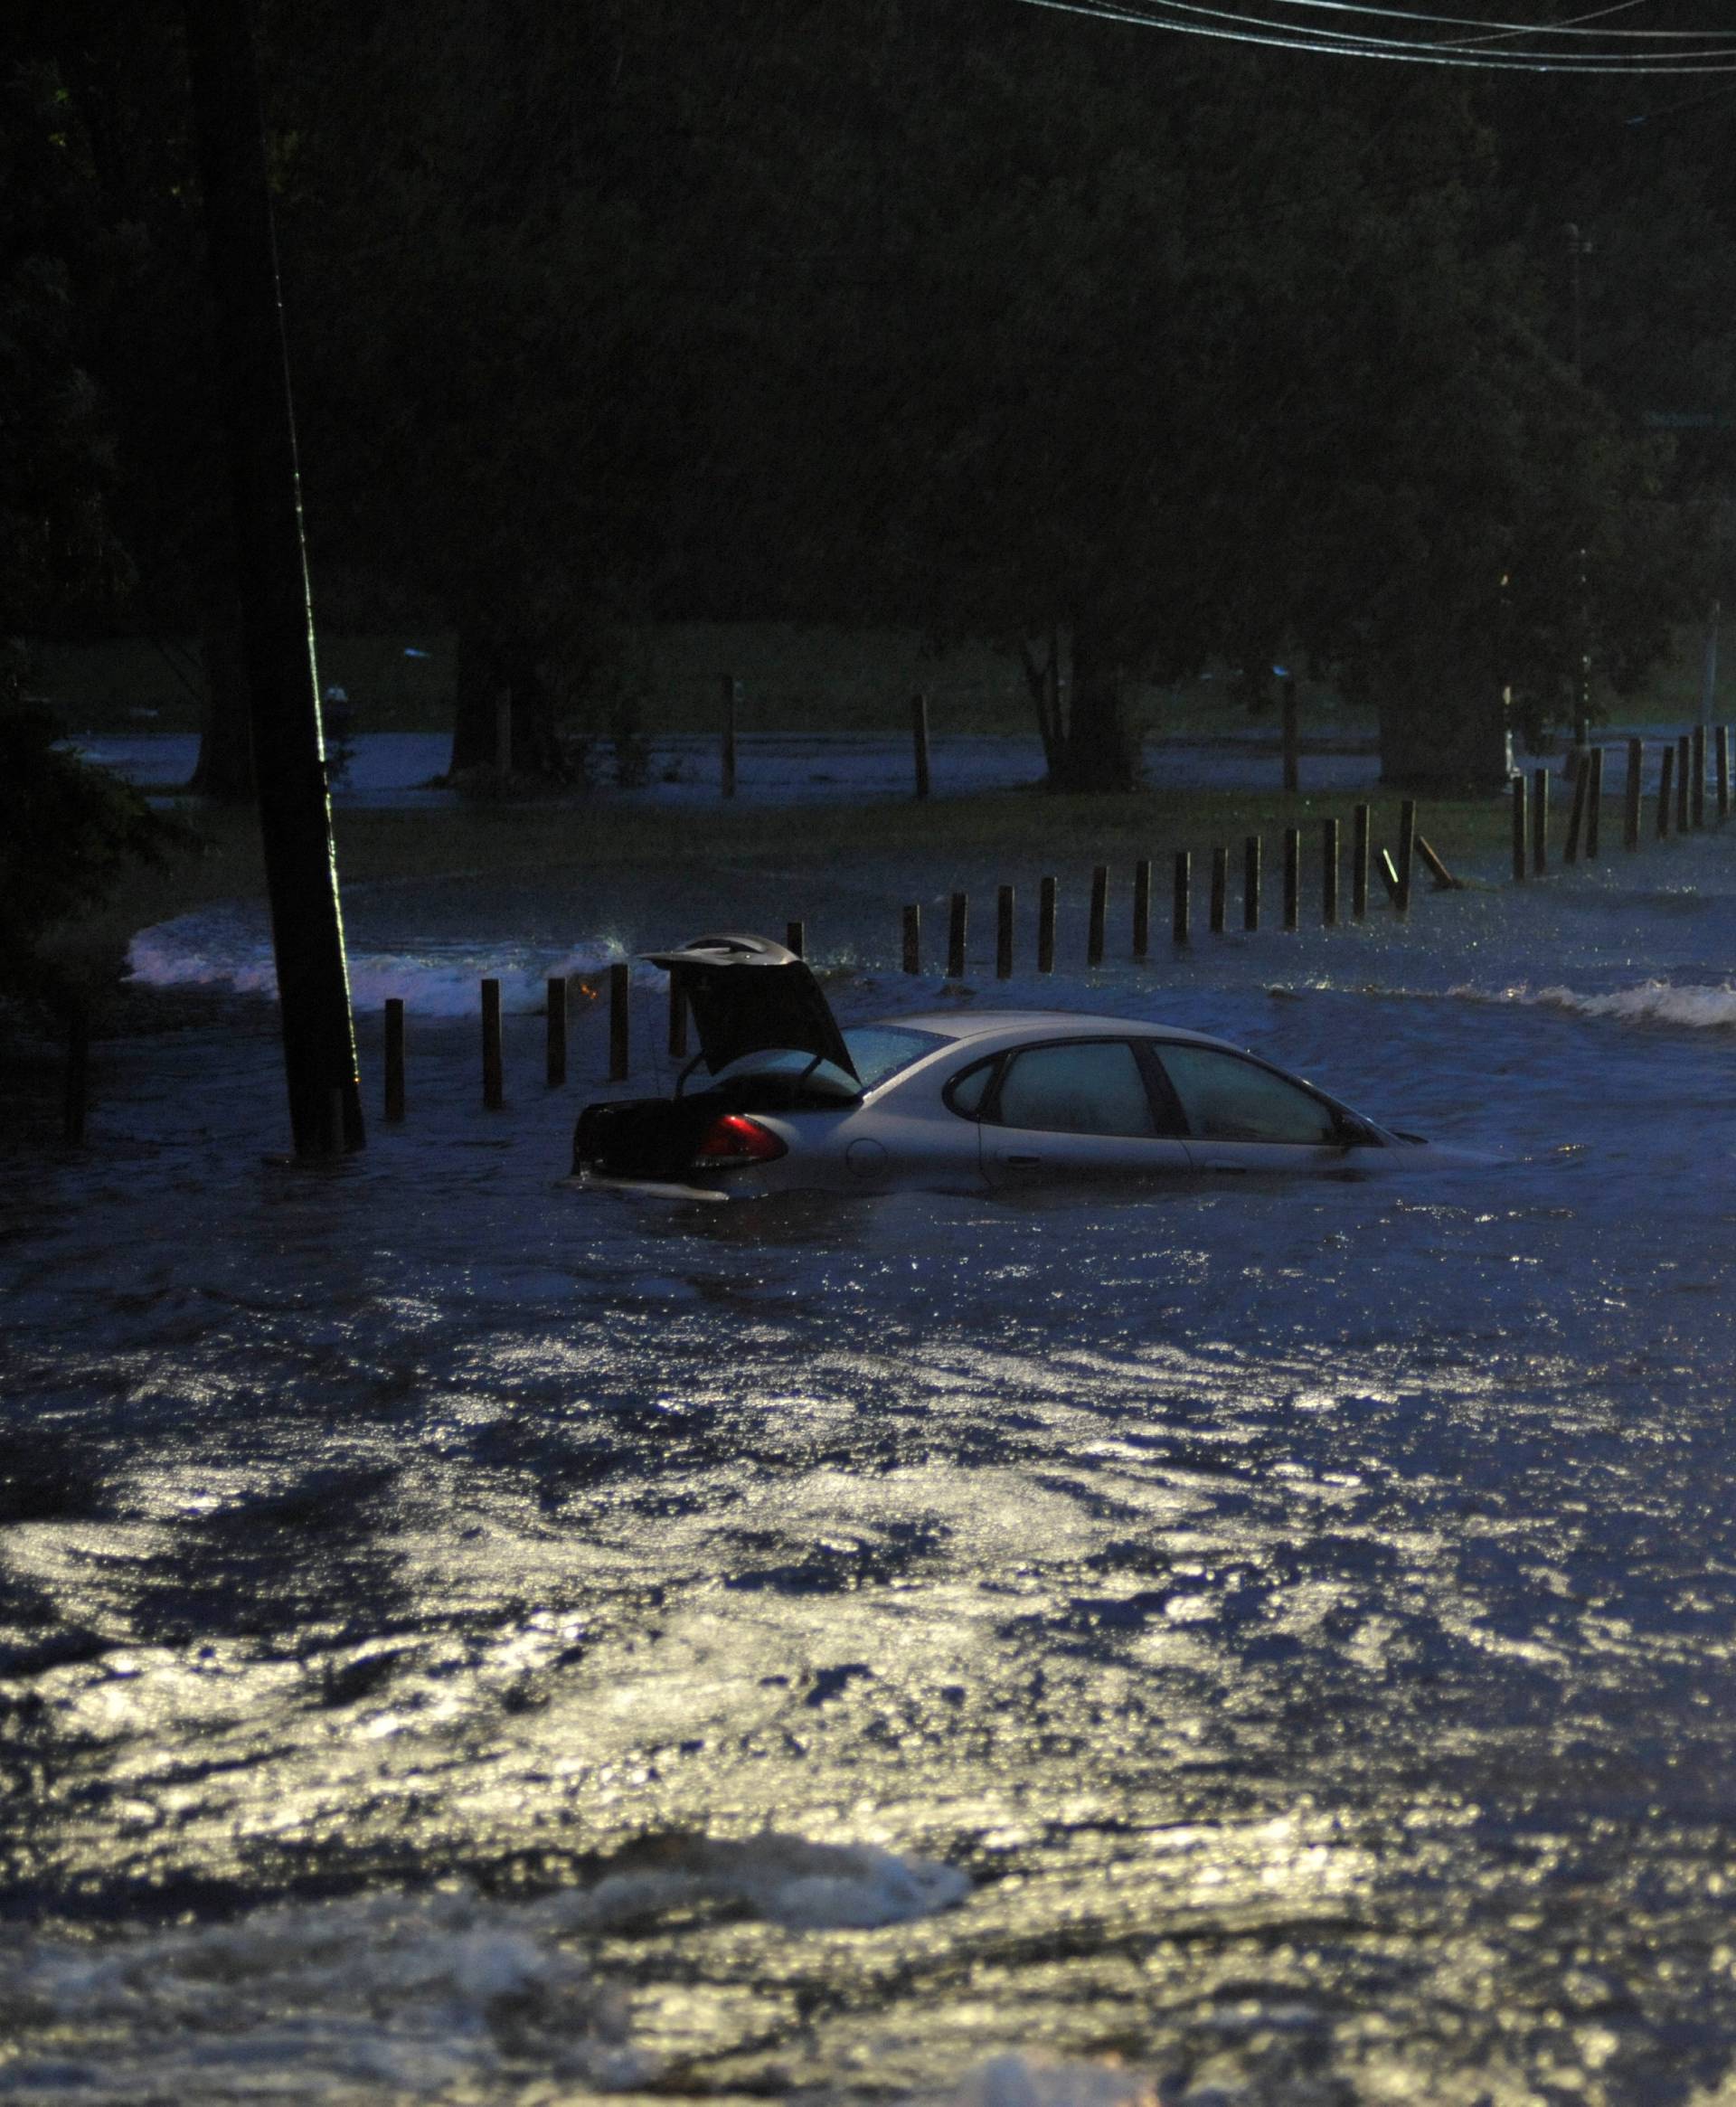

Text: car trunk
xmin=572 ymin=934 xmax=861 ymax=1181
xmin=572 ymin=1070 xmax=855 ymax=1179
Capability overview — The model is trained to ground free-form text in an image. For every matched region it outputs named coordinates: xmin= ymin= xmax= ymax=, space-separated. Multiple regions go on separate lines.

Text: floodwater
xmin=71 ymin=726 xmax=1388 ymax=809
xmin=5 ymin=816 xmax=1736 ymax=2104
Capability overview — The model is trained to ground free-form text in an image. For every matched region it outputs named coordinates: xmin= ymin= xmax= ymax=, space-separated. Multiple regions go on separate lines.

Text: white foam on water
xmin=0 ymin=1839 xmax=968 ymax=2101
xmin=127 ymin=909 xmax=628 ymax=1017
xmin=5 ymin=1884 xmax=653 ymax=2100
xmin=559 ymin=1832 xmax=971 ymax=1934
xmin=945 ymin=2051 xmax=1161 ymax=2107
xmin=1452 ymin=978 xmax=1736 ymax=1030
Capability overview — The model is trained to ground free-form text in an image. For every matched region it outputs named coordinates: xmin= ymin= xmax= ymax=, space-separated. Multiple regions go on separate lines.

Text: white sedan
xmin=570 ymin=932 xmax=1469 ymax=1200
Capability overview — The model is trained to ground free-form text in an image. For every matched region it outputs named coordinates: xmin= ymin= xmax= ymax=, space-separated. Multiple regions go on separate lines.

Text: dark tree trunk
xmin=1018 ymin=630 xmax=1064 ymax=777
xmin=189 ymin=595 xmax=254 ymax=800
xmin=449 ymin=623 xmax=567 ymax=780
xmin=1376 ymin=679 xmax=1513 ymax=791
xmin=1050 ymin=610 xmax=1138 ymax=792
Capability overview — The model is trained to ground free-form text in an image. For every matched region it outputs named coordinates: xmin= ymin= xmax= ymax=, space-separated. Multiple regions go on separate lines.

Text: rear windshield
xmin=709 ymin=1025 xmax=945 ymax=1098
xmin=842 ymin=1025 xmax=947 ymax=1088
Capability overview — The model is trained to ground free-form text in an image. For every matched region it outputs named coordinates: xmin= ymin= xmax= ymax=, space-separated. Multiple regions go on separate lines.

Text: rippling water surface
xmin=5 ymin=827 xmax=1736 ymax=2104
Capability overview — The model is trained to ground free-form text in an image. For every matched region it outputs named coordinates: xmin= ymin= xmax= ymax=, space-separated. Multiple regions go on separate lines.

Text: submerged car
xmin=571 ymin=932 xmax=1460 ymax=1200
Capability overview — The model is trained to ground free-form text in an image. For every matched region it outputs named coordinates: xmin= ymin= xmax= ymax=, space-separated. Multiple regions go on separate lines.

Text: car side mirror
xmin=1335 ymin=1114 xmax=1378 ymax=1148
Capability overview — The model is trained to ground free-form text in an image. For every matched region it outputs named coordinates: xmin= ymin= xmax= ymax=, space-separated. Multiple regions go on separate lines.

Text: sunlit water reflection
xmin=5 ymin=827 xmax=1736 ymax=2102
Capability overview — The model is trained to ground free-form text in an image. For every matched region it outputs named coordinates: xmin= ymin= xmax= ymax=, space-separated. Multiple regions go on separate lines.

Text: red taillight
xmin=693 ymin=1113 xmax=788 ymax=1167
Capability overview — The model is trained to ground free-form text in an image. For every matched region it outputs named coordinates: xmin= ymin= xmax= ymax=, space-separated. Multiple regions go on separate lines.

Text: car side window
xmin=994 ymin=1041 xmax=1156 ymax=1137
xmin=945 ymin=1057 xmax=999 ymax=1120
xmin=1154 ymin=1044 xmax=1340 ymax=1145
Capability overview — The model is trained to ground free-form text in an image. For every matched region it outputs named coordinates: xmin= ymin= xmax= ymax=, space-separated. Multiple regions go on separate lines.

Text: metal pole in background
xmin=184 ymin=0 xmax=362 ymax=1157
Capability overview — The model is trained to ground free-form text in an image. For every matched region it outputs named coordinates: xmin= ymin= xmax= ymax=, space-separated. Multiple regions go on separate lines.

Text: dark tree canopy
xmin=5 ymin=0 xmax=1732 ymax=792
xmin=0 ymin=59 xmax=188 ymax=1013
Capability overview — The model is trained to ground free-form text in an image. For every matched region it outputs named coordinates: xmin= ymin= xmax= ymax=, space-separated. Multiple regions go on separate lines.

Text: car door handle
xmin=1005 ymin=1153 xmax=1042 ymax=1167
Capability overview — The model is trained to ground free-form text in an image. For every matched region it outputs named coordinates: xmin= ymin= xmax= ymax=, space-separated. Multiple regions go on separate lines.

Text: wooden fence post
xmin=1657 ymin=743 xmax=1674 ymax=838
xmin=1038 ymin=876 xmax=1057 ymax=973
xmin=1511 ymin=775 xmax=1528 ymax=883
xmin=546 ymin=976 xmax=567 ymax=1088
xmin=1718 ymin=724 xmax=1731 ymax=822
xmin=1282 ymin=826 xmax=1300 ymax=930
xmin=1131 ymin=857 xmax=1152 ymax=960
xmin=1351 ymin=805 xmax=1370 ymax=919
xmin=1624 ymin=738 xmax=1643 ymax=852
xmin=1676 ymin=733 xmax=1691 ymax=834
xmin=996 ymin=884 xmax=1014 ymax=978
xmin=609 ymin=960 xmax=629 ymax=1080
xmin=1243 ymin=835 xmax=1261 ymax=931
xmin=947 ymin=892 xmax=967 ymax=978
xmin=384 ymin=997 xmax=405 ymax=1121
xmin=1395 ymin=799 xmax=1416 ymax=916
xmin=1533 ymin=767 xmax=1549 ymax=874
xmin=1210 ymin=845 xmax=1228 ymax=933
xmin=482 ymin=977 xmax=504 ymax=1108
xmin=1693 ymin=723 xmax=1707 ymax=828
xmin=1321 ymin=817 xmax=1339 ymax=925
xmin=495 ymin=694 xmax=512 ymax=783
xmin=722 ymin=674 xmax=739 ymax=798
xmin=1585 ymin=746 xmax=1603 ymax=859
xmin=1173 ymin=849 xmax=1191 ymax=946
xmin=1088 ymin=865 xmax=1108 ymax=965
xmin=785 ymin=919 xmax=805 ymax=959
xmin=911 ymin=693 xmax=931 ymax=800
xmin=1562 ymin=755 xmax=1590 ymax=865
xmin=901 ymin=903 xmax=921 ymax=975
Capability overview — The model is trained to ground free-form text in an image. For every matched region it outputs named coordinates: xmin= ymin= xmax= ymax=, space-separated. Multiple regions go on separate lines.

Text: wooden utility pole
xmin=184 ymin=0 xmax=362 ymax=1156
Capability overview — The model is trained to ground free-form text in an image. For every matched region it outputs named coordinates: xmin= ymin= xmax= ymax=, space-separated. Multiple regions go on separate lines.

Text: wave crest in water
xmin=4 ymin=1838 xmax=967 ymax=2101
xmin=952 ymin=2052 xmax=1160 ymax=2107
xmin=11 ymin=1884 xmax=652 ymax=2098
xmin=572 ymin=1832 xmax=970 ymax=1933
xmin=1457 ymin=978 xmax=1736 ymax=1029
xmin=127 ymin=908 xmax=622 ymax=1016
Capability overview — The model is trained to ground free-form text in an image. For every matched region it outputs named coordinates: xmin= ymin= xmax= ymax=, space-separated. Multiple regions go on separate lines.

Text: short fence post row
xmin=1625 ymin=738 xmax=1643 ymax=853
xmin=1282 ymin=827 xmax=1299 ymax=931
xmin=609 ymin=961 xmax=629 ymax=1082
xmin=1352 ymin=805 xmax=1369 ymax=920
xmin=482 ymin=978 xmax=503 ymax=1109
xmin=1322 ymin=817 xmax=1339 ymax=926
xmin=546 ymin=977 xmax=567 ymax=1089
xmin=384 ymin=997 xmax=406 ymax=1120
xmin=1131 ymin=858 xmax=1152 ymax=961
xmin=1519 ymin=731 xmax=1731 ymax=874
xmin=389 ymin=739 xmax=1736 ymax=1110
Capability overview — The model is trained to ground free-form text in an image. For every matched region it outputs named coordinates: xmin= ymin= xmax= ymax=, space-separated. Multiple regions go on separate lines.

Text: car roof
xmin=859 ymin=1011 xmax=1239 ymax=1054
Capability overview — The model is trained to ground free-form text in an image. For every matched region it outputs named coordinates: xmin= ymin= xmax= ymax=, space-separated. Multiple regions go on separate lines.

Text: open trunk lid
xmin=646 ymin=931 xmax=858 ymax=1082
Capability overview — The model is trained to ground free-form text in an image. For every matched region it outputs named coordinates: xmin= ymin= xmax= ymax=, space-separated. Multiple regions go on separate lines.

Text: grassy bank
xmin=30 ymin=626 xmax=1363 ymax=740
xmin=29 ymin=617 xmax=1726 ymax=741
xmin=47 ymin=780 xmax=1521 ymax=1000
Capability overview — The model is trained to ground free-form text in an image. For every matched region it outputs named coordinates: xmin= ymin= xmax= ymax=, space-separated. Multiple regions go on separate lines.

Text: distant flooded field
xmin=5 ymin=826 xmax=1736 ymax=2103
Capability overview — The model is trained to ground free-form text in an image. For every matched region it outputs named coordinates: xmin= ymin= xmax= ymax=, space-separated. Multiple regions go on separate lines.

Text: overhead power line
xmin=1006 ymin=0 xmax=1736 ymax=72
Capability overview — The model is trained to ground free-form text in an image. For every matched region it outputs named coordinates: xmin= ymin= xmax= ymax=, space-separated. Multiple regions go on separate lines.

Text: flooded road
xmin=5 ymin=824 xmax=1736 ymax=2103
